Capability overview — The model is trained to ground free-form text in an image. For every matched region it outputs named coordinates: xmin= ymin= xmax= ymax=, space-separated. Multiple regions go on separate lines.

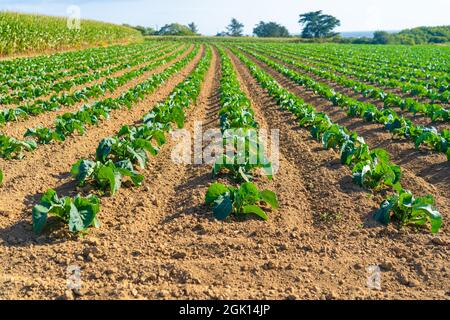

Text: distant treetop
xmin=226 ymin=18 xmax=245 ymax=37
xmin=299 ymin=11 xmax=341 ymax=38
xmin=188 ymin=22 xmax=199 ymax=35
xmin=253 ymin=21 xmax=290 ymax=38
xmin=157 ymin=23 xmax=197 ymax=36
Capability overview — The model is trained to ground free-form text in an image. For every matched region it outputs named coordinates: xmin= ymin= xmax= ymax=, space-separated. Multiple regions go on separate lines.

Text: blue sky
xmin=1 ymin=0 xmax=449 ymax=35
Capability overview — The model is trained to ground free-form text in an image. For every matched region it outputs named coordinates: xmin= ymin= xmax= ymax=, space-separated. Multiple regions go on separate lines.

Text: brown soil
xmin=0 ymin=45 xmax=448 ymax=301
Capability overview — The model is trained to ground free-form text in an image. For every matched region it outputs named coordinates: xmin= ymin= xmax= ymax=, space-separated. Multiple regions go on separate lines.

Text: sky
xmin=1 ymin=0 xmax=449 ymax=35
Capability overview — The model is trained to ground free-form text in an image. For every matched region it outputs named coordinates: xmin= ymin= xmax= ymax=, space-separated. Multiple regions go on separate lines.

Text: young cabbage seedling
xmin=213 ymin=154 xmax=273 ymax=183
xmin=374 ymin=188 xmax=442 ymax=234
xmin=71 ymin=159 xmax=144 ymax=196
xmin=32 ymin=189 xmax=101 ymax=235
xmin=205 ymin=182 xmax=278 ymax=221
xmin=213 ymin=129 xmax=273 ymax=182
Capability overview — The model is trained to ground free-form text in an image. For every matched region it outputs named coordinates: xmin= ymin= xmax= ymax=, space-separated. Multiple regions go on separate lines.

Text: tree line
xmin=126 ymin=11 xmax=341 ymax=38
xmin=371 ymin=26 xmax=450 ymax=45
xmin=126 ymin=11 xmax=450 ymax=44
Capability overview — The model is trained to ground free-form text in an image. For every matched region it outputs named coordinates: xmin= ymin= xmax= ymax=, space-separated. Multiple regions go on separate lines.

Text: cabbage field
xmin=0 ymin=40 xmax=448 ymax=300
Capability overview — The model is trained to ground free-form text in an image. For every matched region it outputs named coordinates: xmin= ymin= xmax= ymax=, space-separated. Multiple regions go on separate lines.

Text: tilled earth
xmin=0 ymin=45 xmax=448 ymax=300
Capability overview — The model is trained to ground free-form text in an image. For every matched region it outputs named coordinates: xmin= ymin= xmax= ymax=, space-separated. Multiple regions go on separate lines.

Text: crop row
xmin=205 ymin=47 xmax=278 ymax=222
xmin=0 ymin=44 xmax=187 ymax=125
xmin=0 ymin=45 xmax=199 ymax=187
xmin=0 ymin=43 xmax=174 ymax=105
xmin=0 ymin=42 xmax=152 ymax=86
xmin=290 ymin=43 xmax=450 ymax=76
xmin=0 ymin=42 xmax=160 ymax=93
xmin=274 ymin=44 xmax=450 ymax=97
xmin=239 ymin=47 xmax=450 ymax=161
xmin=1 ymin=47 xmax=187 ymax=159
xmin=231 ymin=47 xmax=442 ymax=234
xmin=260 ymin=44 xmax=450 ymax=106
xmin=32 ymin=46 xmax=212 ymax=234
xmin=253 ymin=44 xmax=450 ymax=117
xmin=23 ymin=45 xmax=198 ymax=147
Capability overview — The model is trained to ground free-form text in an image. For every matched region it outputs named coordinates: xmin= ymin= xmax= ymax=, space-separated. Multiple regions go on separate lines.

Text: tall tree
xmin=226 ymin=18 xmax=244 ymax=37
xmin=253 ymin=21 xmax=290 ymax=38
xmin=299 ymin=11 xmax=340 ymax=38
xmin=188 ymin=22 xmax=199 ymax=34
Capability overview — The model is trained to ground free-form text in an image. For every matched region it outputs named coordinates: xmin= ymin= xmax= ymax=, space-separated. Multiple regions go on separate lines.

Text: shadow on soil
xmin=0 ymin=178 xmax=84 ymax=247
xmin=0 ymin=217 xmax=76 ymax=248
